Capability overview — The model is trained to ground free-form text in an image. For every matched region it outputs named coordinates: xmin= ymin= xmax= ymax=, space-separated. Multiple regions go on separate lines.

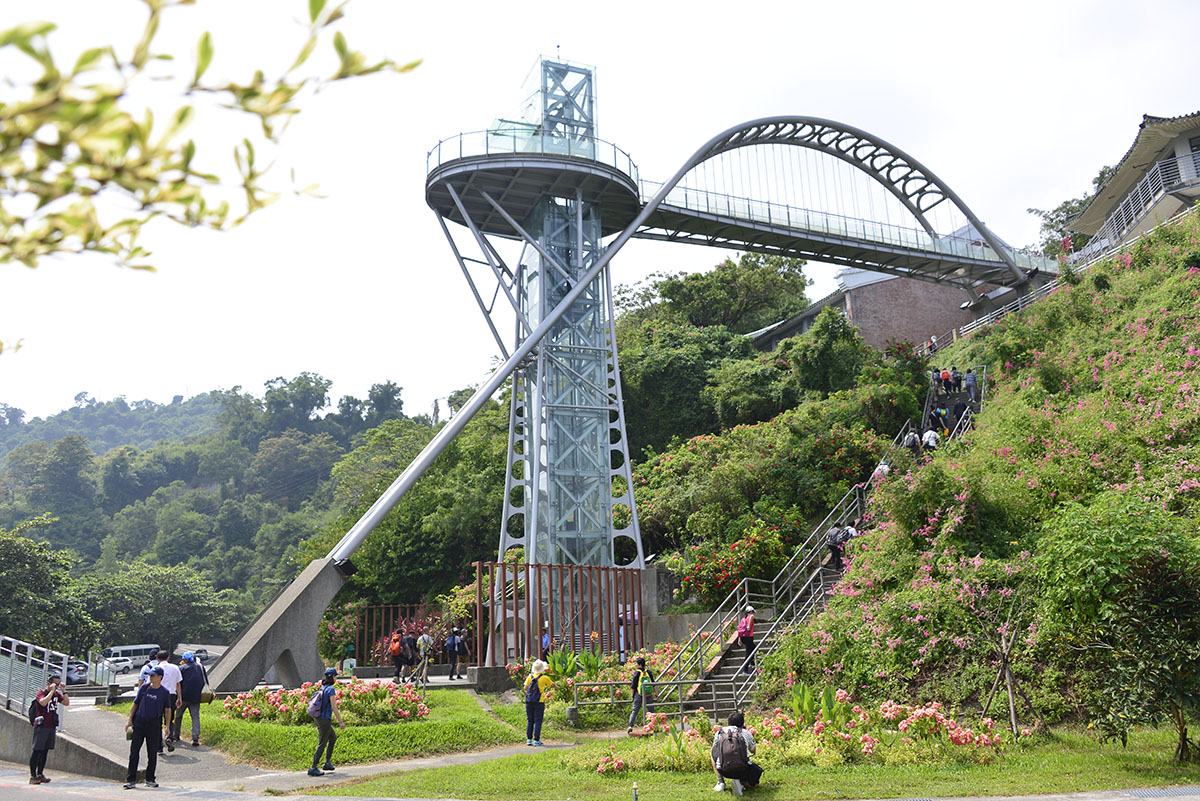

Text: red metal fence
xmin=354 ymin=604 xmax=472 ymax=666
xmin=473 ymin=562 xmax=642 ymax=667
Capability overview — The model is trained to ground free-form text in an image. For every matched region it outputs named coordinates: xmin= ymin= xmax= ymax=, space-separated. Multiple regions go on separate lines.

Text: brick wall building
xmin=752 ymin=269 xmax=977 ymax=352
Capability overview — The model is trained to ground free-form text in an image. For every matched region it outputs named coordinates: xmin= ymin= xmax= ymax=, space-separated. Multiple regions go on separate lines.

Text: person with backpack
xmin=523 ymin=659 xmax=553 ymax=746
xmin=710 ymin=711 xmax=762 ymax=795
xmin=902 ymin=427 xmax=921 ymax=458
xmin=416 ymin=627 xmax=433 ymax=686
xmin=963 ymin=368 xmax=978 ymax=402
xmin=175 ymin=651 xmax=208 ymax=747
xmin=401 ymin=629 xmax=419 ymax=684
xmin=29 ymin=674 xmax=68 ymax=785
xmin=940 ymin=368 xmax=952 ymax=395
xmin=626 ymin=656 xmax=654 ymax=734
xmin=922 ymin=428 xmax=941 ymax=452
xmin=737 ymin=606 xmax=756 ymax=674
xmin=306 ymin=667 xmax=344 ymax=777
xmin=124 ymin=667 xmax=171 ymax=790
xmin=951 ymin=367 xmax=962 ymax=393
xmin=445 ymin=628 xmax=460 ymax=680
xmin=389 ymin=628 xmax=404 ymax=682
xmin=826 ymin=525 xmax=845 ymax=570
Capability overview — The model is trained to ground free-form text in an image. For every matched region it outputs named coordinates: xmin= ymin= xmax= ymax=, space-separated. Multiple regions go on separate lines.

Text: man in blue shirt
xmin=124 ymin=667 xmax=171 ymax=790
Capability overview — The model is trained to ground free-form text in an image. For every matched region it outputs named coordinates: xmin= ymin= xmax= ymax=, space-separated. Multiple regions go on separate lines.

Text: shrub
xmin=220 ymin=678 xmax=428 ymax=726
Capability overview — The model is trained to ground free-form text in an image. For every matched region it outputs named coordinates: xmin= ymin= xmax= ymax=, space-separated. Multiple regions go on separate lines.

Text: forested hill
xmin=0 ymin=392 xmax=222 ymax=460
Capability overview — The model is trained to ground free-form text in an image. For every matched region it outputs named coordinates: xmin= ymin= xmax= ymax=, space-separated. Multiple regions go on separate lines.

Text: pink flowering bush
xmin=220 ymin=679 xmax=429 ymax=726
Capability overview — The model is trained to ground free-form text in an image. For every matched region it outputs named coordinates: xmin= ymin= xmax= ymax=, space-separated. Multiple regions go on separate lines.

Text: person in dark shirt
xmin=176 ymin=651 xmax=209 ymax=747
xmin=124 ymin=667 xmax=171 ymax=789
xmin=30 ymin=674 xmax=69 ymax=784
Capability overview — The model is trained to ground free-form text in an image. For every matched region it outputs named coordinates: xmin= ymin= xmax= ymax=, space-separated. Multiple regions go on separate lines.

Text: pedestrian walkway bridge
xmin=427 ymin=117 xmax=1059 ymax=293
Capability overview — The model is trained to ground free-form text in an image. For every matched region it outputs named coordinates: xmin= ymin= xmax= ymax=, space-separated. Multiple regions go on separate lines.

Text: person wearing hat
xmin=175 ymin=651 xmax=209 ymax=747
xmin=308 ymin=668 xmax=345 ymax=777
xmin=737 ymin=606 xmax=756 ymax=675
xmin=523 ymin=659 xmax=553 ymax=746
xmin=124 ymin=667 xmax=171 ymax=789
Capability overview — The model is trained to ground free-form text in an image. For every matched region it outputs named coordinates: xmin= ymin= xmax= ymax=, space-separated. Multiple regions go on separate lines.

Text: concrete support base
xmin=467 ymin=667 xmax=513 ymax=694
xmin=208 ymin=557 xmax=347 ymax=692
xmin=0 ymin=707 xmax=127 ymax=781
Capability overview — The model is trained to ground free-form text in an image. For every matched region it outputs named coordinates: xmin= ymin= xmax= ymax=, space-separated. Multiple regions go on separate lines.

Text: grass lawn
xmin=305 ymin=726 xmax=1200 ymax=800
xmin=107 ymin=689 xmax=523 ymax=770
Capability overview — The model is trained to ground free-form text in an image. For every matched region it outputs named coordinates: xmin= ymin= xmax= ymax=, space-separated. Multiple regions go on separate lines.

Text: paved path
xmin=2 ymin=761 xmax=1198 ymax=801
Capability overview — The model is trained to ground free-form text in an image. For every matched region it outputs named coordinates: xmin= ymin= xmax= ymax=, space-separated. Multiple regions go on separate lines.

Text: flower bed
xmin=221 ymin=678 xmax=429 ymax=726
xmin=560 ymin=683 xmax=1011 ymax=776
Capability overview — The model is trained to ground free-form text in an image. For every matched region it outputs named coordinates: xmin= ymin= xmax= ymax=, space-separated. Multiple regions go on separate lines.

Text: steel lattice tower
xmin=425 ymin=59 xmax=644 ymax=569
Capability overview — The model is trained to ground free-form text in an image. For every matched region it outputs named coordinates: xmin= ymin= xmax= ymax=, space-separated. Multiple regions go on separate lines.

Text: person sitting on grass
xmin=711 ymin=711 xmax=762 ymax=795
xmin=523 ymin=659 xmax=553 ymax=747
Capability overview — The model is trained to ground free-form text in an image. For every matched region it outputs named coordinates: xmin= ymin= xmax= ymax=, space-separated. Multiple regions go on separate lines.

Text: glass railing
xmin=642 ymin=181 xmax=1057 ymax=271
xmin=427 ymin=130 xmax=639 ymax=185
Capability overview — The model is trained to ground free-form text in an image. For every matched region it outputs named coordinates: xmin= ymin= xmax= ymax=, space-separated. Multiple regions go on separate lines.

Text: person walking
xmin=124 ymin=667 xmax=171 ymax=789
xmin=826 ymin=524 xmax=845 ymax=570
xmin=922 ymin=428 xmax=941 ymax=452
xmin=951 ymin=367 xmax=962 ymax=393
xmin=541 ymin=626 xmax=551 ymax=660
xmin=940 ymin=368 xmax=952 ymax=395
xmin=737 ymin=606 xmax=756 ymax=674
xmin=964 ymin=368 xmax=978 ymax=403
xmin=29 ymin=674 xmax=68 ymax=785
xmin=953 ymin=399 xmax=969 ymax=431
xmin=401 ymin=629 xmax=419 ymax=684
xmin=626 ymin=657 xmax=654 ymax=734
xmin=176 ymin=651 xmax=208 ymax=747
xmin=902 ymin=427 xmax=921 ymax=458
xmin=453 ymin=628 xmax=468 ymax=679
xmin=389 ymin=628 xmax=404 ymax=683
xmin=156 ymin=651 xmax=183 ymax=751
xmin=416 ymin=627 xmax=433 ymax=686
xmin=445 ymin=628 xmax=460 ymax=681
xmin=930 ymin=367 xmax=942 ymax=397
xmin=710 ymin=711 xmax=763 ymax=795
xmin=307 ymin=668 xmax=344 ymax=777
xmin=523 ymin=659 xmax=553 ymax=746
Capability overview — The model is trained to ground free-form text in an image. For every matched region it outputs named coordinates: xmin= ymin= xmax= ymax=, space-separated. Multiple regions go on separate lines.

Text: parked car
xmin=52 ymin=660 xmax=89 ymax=685
xmin=103 ymin=656 xmax=135 ymax=674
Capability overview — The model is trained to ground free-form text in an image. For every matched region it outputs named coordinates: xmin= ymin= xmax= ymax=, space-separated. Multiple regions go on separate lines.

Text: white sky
xmin=2 ymin=0 xmax=1198 ymax=421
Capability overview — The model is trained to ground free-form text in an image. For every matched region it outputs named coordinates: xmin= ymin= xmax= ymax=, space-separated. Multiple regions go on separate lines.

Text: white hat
xmin=745 ymin=605 xmax=754 ymax=613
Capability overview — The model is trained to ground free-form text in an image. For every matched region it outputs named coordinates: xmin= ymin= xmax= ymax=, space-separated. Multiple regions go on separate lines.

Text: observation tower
xmin=425 ymin=59 xmax=645 ymax=570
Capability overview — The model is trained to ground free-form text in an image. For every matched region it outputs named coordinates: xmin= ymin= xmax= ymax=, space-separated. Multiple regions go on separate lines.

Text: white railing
xmin=1 ymin=636 xmax=69 ymax=720
xmin=1074 ymin=152 xmax=1200 ymax=263
xmin=917 ymin=206 xmax=1200 ymax=357
xmin=427 ymin=129 xmax=639 ymax=185
xmin=640 ymin=180 xmax=1057 ymax=273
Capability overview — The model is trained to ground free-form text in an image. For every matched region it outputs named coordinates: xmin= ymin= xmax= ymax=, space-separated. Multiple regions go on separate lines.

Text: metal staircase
xmin=631 ymin=368 xmax=988 ymax=722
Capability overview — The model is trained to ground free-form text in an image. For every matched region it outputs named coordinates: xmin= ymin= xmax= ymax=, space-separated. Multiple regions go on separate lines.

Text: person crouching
xmin=711 ymin=711 xmax=762 ymax=795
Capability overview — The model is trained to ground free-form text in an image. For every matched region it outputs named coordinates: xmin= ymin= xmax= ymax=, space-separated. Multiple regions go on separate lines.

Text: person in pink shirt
xmin=30 ymin=674 xmax=69 ymax=784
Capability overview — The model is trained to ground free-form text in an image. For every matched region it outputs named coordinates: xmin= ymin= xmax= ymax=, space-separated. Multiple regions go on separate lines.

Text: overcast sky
xmin=2 ymin=0 xmax=1198 ymax=422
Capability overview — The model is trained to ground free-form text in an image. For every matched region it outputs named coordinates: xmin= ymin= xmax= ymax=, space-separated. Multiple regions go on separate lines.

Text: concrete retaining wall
xmin=643 ymin=613 xmax=712 ymax=646
xmin=0 ymin=706 xmax=127 ymax=781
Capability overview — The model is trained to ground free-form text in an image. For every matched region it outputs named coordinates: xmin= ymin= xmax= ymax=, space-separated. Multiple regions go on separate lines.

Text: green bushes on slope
xmin=763 ymin=211 xmax=1200 ymax=724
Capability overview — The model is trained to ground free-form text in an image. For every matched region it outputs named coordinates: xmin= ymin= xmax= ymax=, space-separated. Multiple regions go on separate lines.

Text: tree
xmin=621 ymin=254 xmax=810 ymax=335
xmin=75 ymin=561 xmax=236 ymax=650
xmin=780 ymin=307 xmax=868 ymax=394
xmin=1090 ymin=553 xmax=1200 ymax=763
xmin=1028 ymin=165 xmax=1117 ymax=257
xmin=704 ymin=351 xmax=799 ymax=428
xmin=263 ymin=373 xmax=333 ymax=438
xmin=0 ymin=515 xmax=100 ymax=654
xmin=245 ymin=429 xmax=342 ymax=510
xmin=0 ymin=0 xmax=418 ymax=273
xmin=617 ymin=319 xmax=754 ymax=456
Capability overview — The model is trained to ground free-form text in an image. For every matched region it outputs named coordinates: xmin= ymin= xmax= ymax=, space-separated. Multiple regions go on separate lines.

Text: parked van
xmin=101 ymin=644 xmax=161 ymax=664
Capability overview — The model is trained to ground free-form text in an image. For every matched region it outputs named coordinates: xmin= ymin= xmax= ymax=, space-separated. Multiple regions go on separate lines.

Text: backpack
xmin=525 ymin=673 xmax=544 ymax=703
xmin=717 ymin=727 xmax=749 ymax=773
xmin=941 ymin=370 xmax=950 ymax=381
xmin=826 ymin=526 xmax=843 ymax=546
xmin=903 ymin=431 xmax=918 ymax=448
xmin=306 ymin=687 xmax=325 ymax=719
xmin=445 ymin=634 xmax=457 ymax=654
xmin=389 ymin=634 xmax=402 ymax=657
xmin=737 ymin=614 xmax=752 ymax=638
xmin=638 ymin=671 xmax=654 ymax=701
xmin=28 ymin=697 xmax=39 ymax=726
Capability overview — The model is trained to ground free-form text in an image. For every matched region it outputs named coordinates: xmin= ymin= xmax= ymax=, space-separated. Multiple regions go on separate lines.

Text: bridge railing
xmin=640 ymin=181 xmax=1057 ymax=274
xmin=1 ymin=636 xmax=69 ymax=718
xmin=427 ymin=129 xmax=639 ymax=184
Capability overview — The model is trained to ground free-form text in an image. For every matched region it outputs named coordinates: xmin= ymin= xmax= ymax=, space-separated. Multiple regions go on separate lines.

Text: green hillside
xmin=763 ymin=210 xmax=1200 ymax=755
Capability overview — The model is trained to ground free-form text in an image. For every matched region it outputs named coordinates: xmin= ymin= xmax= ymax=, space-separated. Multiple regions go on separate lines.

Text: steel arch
xmin=665 ymin=116 xmax=1026 ymax=283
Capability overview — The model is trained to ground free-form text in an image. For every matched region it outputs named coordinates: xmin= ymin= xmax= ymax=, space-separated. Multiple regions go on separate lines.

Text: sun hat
xmin=531 ymin=659 xmax=549 ymax=674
